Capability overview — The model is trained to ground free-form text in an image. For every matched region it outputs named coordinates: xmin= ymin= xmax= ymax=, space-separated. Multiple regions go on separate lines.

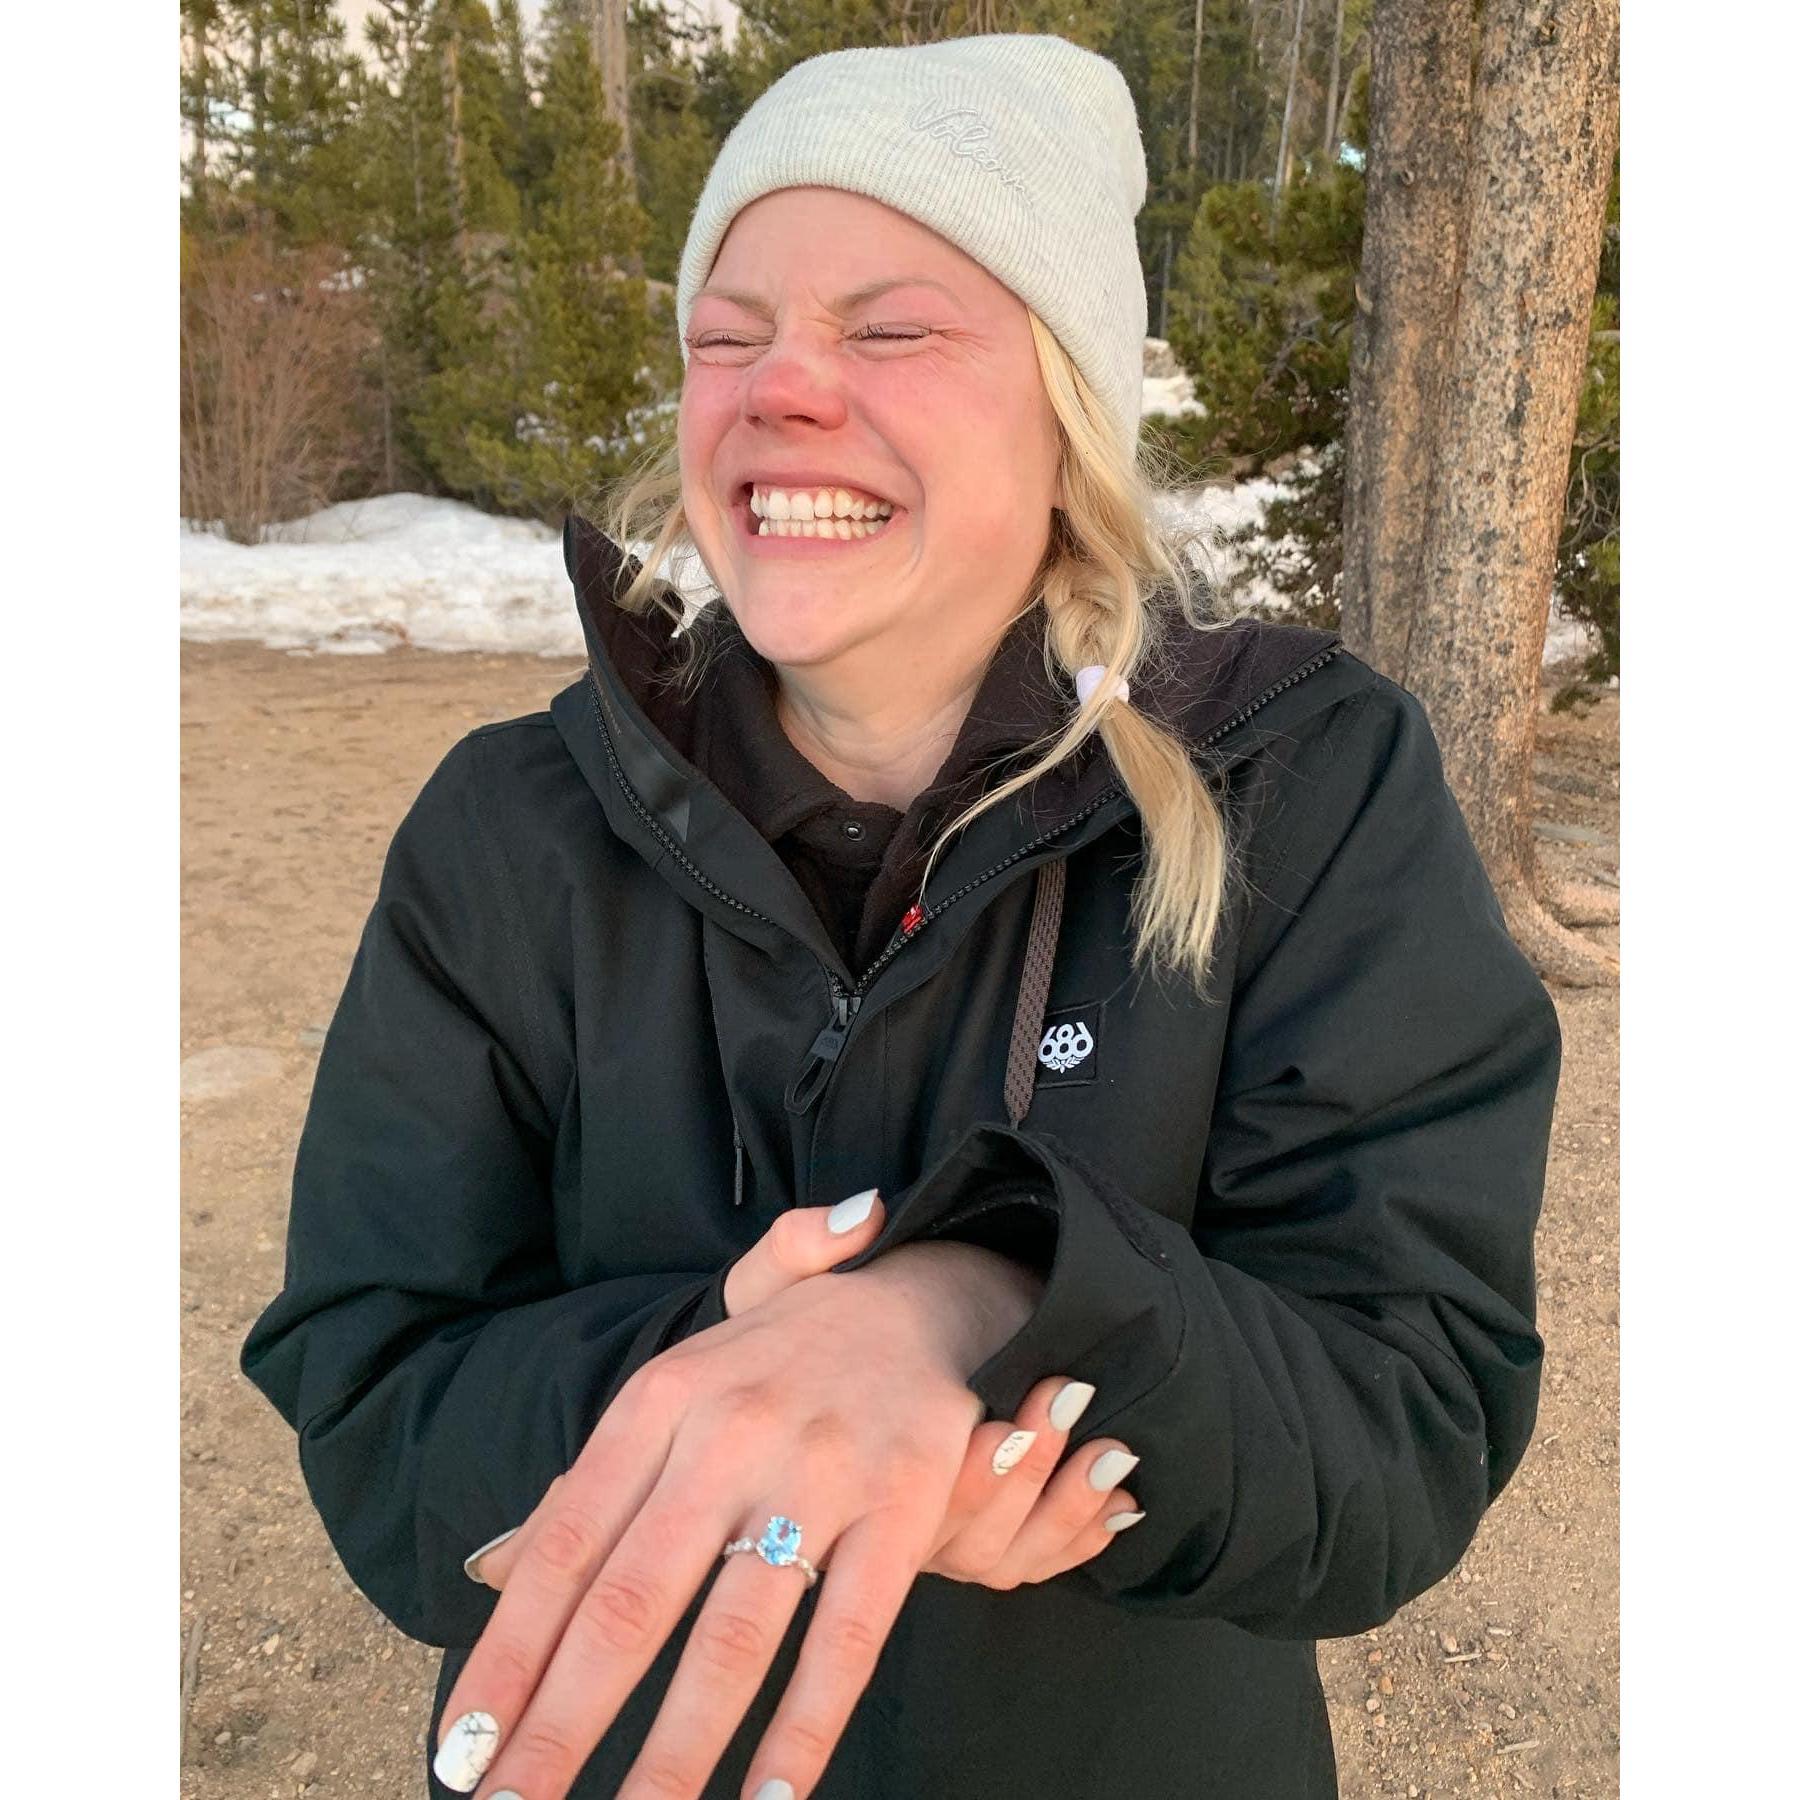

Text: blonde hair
xmin=588 ymin=309 xmax=1242 ymax=999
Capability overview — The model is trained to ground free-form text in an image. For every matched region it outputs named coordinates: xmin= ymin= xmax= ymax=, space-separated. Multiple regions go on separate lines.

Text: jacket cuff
xmin=824 ymin=1121 xmax=1175 ymax=1425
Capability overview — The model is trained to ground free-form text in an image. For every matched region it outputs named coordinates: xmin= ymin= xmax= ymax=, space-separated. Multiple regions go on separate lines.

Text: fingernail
xmin=754 ymin=1781 xmax=796 ymax=1800
xmin=462 ymin=1525 xmax=520 ymax=1583
xmin=432 ymin=1710 xmax=500 ymax=1792
xmin=991 ymin=1429 xmax=1037 ymax=1475
xmin=1048 ymin=1379 xmax=1096 ymax=1433
xmin=1088 ymin=1448 xmax=1140 ymax=1491
xmin=828 ymin=1187 xmax=879 ymax=1234
xmin=1104 ymin=1510 xmax=1147 ymax=1532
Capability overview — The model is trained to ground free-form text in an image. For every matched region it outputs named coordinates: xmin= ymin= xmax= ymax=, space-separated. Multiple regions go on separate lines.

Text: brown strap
xmin=1003 ymin=857 xmax=1068 ymax=1126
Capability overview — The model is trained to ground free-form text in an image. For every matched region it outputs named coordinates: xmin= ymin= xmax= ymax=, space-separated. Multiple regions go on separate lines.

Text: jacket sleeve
xmin=827 ymin=677 xmax=1563 ymax=1639
xmin=239 ymin=732 xmax=722 ymax=1650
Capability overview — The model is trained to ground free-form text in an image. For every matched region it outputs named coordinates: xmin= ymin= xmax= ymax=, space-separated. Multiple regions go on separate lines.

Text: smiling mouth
xmin=733 ymin=486 xmax=903 ymax=544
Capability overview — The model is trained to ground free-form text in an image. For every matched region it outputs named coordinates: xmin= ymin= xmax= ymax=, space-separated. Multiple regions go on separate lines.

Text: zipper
xmin=585 ymin=672 xmax=787 ymax=934
xmin=590 ymin=643 xmax=1344 ymax=1121
xmin=782 ymin=982 xmax=864 ymax=1114
xmin=782 ymin=786 xmax=1121 ymax=1116
xmin=1191 ymin=641 xmax=1343 ymax=749
xmin=779 ymin=639 xmax=1345 ymax=1117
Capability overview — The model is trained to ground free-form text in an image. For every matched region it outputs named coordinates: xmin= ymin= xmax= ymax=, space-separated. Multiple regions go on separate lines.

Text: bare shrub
xmin=180 ymin=231 xmax=377 ymax=543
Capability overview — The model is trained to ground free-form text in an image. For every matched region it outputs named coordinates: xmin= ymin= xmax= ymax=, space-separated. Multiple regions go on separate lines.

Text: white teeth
xmin=750 ymin=485 xmax=893 ymax=522
xmin=754 ymin=514 xmax=891 ymax=540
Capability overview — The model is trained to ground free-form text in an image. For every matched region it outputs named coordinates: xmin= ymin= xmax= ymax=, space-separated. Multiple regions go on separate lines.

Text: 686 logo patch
xmin=1034 ymin=1001 xmax=1103 ymax=1089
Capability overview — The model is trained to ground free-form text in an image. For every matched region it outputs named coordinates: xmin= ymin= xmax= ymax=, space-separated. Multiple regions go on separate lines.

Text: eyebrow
xmin=693 ymin=277 xmax=962 ymax=318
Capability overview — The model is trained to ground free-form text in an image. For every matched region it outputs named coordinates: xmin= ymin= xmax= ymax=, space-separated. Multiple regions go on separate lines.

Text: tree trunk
xmin=1406 ymin=0 xmax=1620 ymax=982
xmin=1343 ymin=0 xmax=1474 ymax=675
xmin=592 ymin=0 xmax=642 ymax=279
xmin=1344 ymin=0 xmax=1621 ymax=986
xmin=1322 ymin=0 xmax=1346 ymax=161
xmin=1274 ymin=0 xmax=1310 ymax=218
xmin=443 ymin=20 xmax=468 ymax=264
xmin=1187 ymin=0 xmax=1206 ymax=181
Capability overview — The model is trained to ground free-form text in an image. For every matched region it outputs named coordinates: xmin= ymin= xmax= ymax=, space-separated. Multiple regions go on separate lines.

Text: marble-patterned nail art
xmin=1088 ymin=1448 xmax=1141 ymax=1491
xmin=1048 ymin=1380 xmax=1096 ymax=1433
xmin=433 ymin=1710 xmax=500 ymax=1793
xmin=991 ymin=1429 xmax=1038 ymax=1475
xmin=1104 ymin=1510 xmax=1147 ymax=1532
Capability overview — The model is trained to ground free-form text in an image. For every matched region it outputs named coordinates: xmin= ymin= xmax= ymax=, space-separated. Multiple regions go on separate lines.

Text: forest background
xmin=177 ymin=0 xmax=1620 ymax=707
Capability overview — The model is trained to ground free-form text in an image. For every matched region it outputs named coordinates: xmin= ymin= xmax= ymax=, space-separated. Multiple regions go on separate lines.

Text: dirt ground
xmin=179 ymin=640 xmax=1619 ymax=1799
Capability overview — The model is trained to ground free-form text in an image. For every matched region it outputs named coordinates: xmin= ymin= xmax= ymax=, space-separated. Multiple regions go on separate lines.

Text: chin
xmin=724 ymin=588 xmax=888 ymax=671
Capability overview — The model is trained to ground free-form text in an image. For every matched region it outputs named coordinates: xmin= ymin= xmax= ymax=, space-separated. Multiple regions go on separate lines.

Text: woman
xmin=241 ymin=33 xmax=1561 ymax=1800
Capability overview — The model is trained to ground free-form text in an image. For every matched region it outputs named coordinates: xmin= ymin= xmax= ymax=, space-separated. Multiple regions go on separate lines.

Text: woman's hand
xmin=469 ymin=1195 xmax=1146 ymax=1602
xmin=431 ymin=1244 xmax=1003 ymax=1800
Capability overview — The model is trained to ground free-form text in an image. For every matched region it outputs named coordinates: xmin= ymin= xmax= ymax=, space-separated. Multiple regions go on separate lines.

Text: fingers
xmin=979 ymin=1442 xmax=1147 ymax=1592
xmin=1022 ymin=1484 xmax=1147 ymax=1586
xmin=607 ymin=1536 xmax=818 ymax=1800
xmin=736 ymin=1508 xmax=934 ymax=1800
xmin=447 ymin=1459 xmax=743 ymax=1798
xmin=468 ymin=1473 xmax=568 ymax=1591
xmin=432 ymin=1370 xmax=682 ymax=1793
xmin=925 ymin=1375 xmax=1097 ymax=1577
xmin=723 ymin=1188 xmax=885 ymax=1317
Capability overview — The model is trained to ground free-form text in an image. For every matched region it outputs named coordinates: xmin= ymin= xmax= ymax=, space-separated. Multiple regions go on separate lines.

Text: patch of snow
xmin=181 ymin=494 xmax=586 ymax=657
xmin=1141 ymin=369 xmax=1207 ymax=422
xmin=181 ymin=448 xmax=1604 ymax=673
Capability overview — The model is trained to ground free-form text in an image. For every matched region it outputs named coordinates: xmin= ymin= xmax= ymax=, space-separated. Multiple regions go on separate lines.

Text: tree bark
xmin=1406 ymin=0 xmax=1620 ymax=983
xmin=442 ymin=18 xmax=468 ymax=263
xmin=1274 ymin=0 xmax=1310 ymax=217
xmin=592 ymin=0 xmax=642 ymax=278
xmin=1342 ymin=0 xmax=1474 ymax=676
xmin=1344 ymin=0 xmax=1621 ymax=986
xmin=1322 ymin=0 xmax=1346 ymax=161
xmin=1187 ymin=0 xmax=1206 ymax=181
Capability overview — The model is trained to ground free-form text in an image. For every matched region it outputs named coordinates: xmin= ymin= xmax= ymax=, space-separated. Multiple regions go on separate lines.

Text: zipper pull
xmin=784 ymin=988 xmax=862 ymax=1116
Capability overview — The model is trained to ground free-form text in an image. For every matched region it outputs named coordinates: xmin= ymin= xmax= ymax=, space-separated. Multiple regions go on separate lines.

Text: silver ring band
xmin=721 ymin=1514 xmax=820 ymax=1588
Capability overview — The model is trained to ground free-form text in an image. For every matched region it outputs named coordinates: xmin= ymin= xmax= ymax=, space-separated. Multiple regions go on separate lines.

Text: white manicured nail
xmin=433 ymin=1710 xmax=500 ymax=1792
xmin=462 ymin=1525 xmax=520 ymax=1583
xmin=1088 ymin=1448 xmax=1140 ymax=1491
xmin=828 ymin=1187 xmax=879 ymax=1233
xmin=1104 ymin=1510 xmax=1147 ymax=1532
xmin=754 ymin=1781 xmax=796 ymax=1800
xmin=1048 ymin=1380 xmax=1096 ymax=1433
xmin=991 ymin=1429 xmax=1038 ymax=1475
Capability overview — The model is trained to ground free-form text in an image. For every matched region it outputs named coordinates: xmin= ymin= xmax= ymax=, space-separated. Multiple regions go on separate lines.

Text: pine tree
xmin=207 ymin=0 xmax=362 ymax=240
xmin=414 ymin=0 xmax=662 ymax=514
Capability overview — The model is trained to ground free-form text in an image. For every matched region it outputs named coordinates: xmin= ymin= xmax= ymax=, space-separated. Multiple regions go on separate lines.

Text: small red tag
xmin=899 ymin=903 xmax=925 ymax=936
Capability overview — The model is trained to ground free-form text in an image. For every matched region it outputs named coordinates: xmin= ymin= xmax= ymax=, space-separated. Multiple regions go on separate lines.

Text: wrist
xmin=854 ymin=1239 xmax=1045 ymax=1376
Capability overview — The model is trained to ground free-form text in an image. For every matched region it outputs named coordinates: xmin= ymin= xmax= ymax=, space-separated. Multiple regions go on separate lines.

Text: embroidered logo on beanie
xmin=907 ymin=101 xmax=1033 ymax=207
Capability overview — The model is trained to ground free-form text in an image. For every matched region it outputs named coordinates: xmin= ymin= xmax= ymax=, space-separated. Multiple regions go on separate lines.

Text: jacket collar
xmin=552 ymin=512 xmax=1346 ymax=971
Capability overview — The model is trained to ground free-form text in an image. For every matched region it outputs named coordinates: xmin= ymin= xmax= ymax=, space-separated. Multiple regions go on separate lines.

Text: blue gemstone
xmin=757 ymin=1515 xmax=802 ymax=1566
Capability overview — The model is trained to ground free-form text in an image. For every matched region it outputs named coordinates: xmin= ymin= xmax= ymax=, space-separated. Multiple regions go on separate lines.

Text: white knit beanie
xmin=675 ymin=32 xmax=1150 ymax=459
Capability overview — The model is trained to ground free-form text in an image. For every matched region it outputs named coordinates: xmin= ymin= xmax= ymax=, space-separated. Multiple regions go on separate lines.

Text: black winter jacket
xmin=241 ymin=515 xmax=1562 ymax=1799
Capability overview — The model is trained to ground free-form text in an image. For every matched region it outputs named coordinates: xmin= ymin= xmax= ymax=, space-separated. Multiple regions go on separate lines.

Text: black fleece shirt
xmin=690 ymin=605 xmax=1078 ymax=974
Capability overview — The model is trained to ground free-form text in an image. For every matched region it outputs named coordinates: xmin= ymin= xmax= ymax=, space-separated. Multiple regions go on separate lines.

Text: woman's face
xmin=678 ymin=187 xmax=1063 ymax=677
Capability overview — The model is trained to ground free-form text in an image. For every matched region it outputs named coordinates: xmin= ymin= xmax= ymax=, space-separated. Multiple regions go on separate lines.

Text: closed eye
xmin=689 ymin=326 xmax=930 ymax=348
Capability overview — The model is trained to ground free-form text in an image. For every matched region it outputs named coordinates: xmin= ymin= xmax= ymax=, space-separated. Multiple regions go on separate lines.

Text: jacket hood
xmin=551 ymin=511 xmax=1355 ymax=972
